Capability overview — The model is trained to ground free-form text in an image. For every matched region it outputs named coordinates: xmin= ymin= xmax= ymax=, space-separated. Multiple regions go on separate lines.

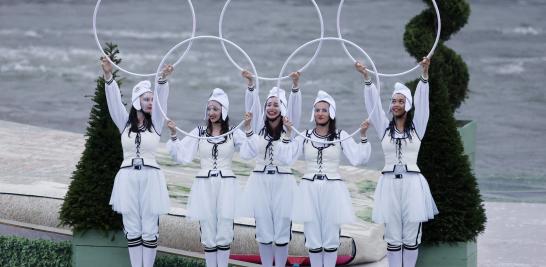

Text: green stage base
xmin=72 ymin=230 xmax=130 ymax=267
xmin=417 ymin=241 xmax=477 ymax=267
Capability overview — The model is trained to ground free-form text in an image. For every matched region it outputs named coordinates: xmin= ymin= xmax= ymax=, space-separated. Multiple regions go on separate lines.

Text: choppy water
xmin=1 ymin=0 xmax=545 ymax=202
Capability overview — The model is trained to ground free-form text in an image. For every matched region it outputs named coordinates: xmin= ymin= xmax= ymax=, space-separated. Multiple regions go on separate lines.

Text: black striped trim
xmin=387 ymin=243 xmax=402 ymax=251
xmin=403 ymin=244 xmax=419 ymax=250
xmin=217 ymin=244 xmax=231 ymax=251
xmin=420 ymin=76 xmax=428 ymax=83
xmin=414 ymin=222 xmax=422 ymax=246
xmin=246 ymin=131 xmax=254 ymax=137
xmin=127 ymin=236 xmax=143 ymax=247
xmin=142 ymin=238 xmax=158 ymax=248
xmin=260 ymin=241 xmax=273 ymax=245
xmin=105 ymin=77 xmax=114 ymax=85
xmin=360 ymin=138 xmax=368 ymax=144
xmin=158 ymin=79 xmax=167 ymax=85
xmin=308 ymin=248 xmax=323 ymax=253
xmin=364 ymin=80 xmax=372 ymax=86
xmin=204 ymin=246 xmax=218 ymax=252
xmin=275 ymin=242 xmax=289 ymax=247
xmin=282 ymin=138 xmax=290 ymax=143
xmin=324 ymin=247 xmax=338 ymax=252
xmin=247 ymin=85 xmax=255 ymax=92
xmin=291 ymin=87 xmax=299 ymax=93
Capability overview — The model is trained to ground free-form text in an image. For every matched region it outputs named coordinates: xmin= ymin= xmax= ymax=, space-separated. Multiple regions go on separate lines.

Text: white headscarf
xmin=204 ymin=88 xmax=229 ymax=121
xmin=389 ymin=82 xmax=413 ymax=112
xmin=265 ymin=87 xmax=288 ymax=117
xmin=131 ymin=80 xmax=152 ymax=110
xmin=309 ymin=90 xmax=336 ymax=122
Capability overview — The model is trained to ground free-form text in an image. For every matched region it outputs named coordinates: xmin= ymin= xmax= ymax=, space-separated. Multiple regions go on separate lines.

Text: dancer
xmin=355 ymin=58 xmax=438 ymax=267
xmin=101 ymin=57 xmax=172 ymax=267
xmin=281 ymin=87 xmax=371 ymax=267
xmin=240 ymin=70 xmax=301 ymax=267
xmin=166 ymin=84 xmax=255 ymax=267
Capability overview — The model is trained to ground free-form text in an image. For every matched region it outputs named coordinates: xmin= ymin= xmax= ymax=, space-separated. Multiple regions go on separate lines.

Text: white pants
xmin=383 ymin=178 xmax=423 ymax=249
xmin=200 ymin=218 xmax=234 ymax=250
xmin=120 ymin=169 xmax=160 ymax=243
xmin=302 ymin=180 xmax=343 ymax=251
xmin=256 ymin=217 xmax=291 ymax=245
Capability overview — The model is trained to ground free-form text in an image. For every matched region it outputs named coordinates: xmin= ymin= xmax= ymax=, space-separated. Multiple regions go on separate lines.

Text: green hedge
xmin=403 ymin=0 xmax=486 ymax=243
xmin=0 ymin=236 xmax=71 ymax=267
xmin=0 ymin=236 xmax=205 ymax=267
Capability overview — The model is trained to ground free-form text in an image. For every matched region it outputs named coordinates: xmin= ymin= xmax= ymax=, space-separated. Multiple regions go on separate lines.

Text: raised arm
xmin=166 ymin=121 xmax=199 ymax=164
xmin=152 ymin=64 xmax=174 ymax=135
xmin=287 ymin=71 xmax=302 ymax=136
xmin=355 ymin=62 xmax=390 ymax=138
xmin=236 ymin=112 xmax=258 ymax=160
xmin=277 ymin=117 xmax=304 ymax=165
xmin=413 ymin=58 xmax=430 ymax=139
xmin=101 ymin=56 xmax=128 ymax=133
xmin=242 ymin=70 xmax=262 ymax=133
xmin=340 ymin=120 xmax=371 ymax=166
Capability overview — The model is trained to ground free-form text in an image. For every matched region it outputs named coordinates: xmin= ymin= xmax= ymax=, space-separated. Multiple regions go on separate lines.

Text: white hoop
xmin=336 ymin=0 xmax=441 ymax=77
xmin=93 ymin=0 xmax=197 ymax=77
xmin=153 ymin=35 xmax=260 ymax=140
xmin=276 ymin=37 xmax=381 ymax=145
xmin=218 ymin=0 xmax=325 ymax=81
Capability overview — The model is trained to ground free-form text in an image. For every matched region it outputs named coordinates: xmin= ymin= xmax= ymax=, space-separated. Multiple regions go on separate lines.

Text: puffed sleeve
xmin=166 ymin=127 xmax=199 ymax=164
xmin=364 ymin=80 xmax=390 ymax=139
xmin=235 ymin=128 xmax=258 ymax=160
xmin=287 ymin=87 xmax=302 ymax=137
xmin=245 ymin=86 xmax=262 ymax=133
xmin=339 ymin=130 xmax=371 ymax=166
xmin=276 ymin=133 xmax=304 ymax=165
xmin=412 ymin=77 xmax=430 ymax=139
xmin=152 ymin=79 xmax=170 ymax=135
xmin=104 ymin=78 xmax=129 ymax=133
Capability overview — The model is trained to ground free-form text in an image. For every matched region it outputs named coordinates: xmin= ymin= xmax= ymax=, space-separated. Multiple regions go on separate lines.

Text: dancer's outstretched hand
xmin=160 ymin=64 xmax=174 ymax=80
xmin=283 ymin=117 xmax=293 ymax=137
xmin=360 ymin=119 xmax=370 ymax=137
xmin=289 ymin=71 xmax=300 ymax=89
xmin=420 ymin=57 xmax=430 ymax=79
xmin=100 ymin=56 xmax=113 ymax=80
xmin=167 ymin=120 xmax=177 ymax=136
xmin=355 ymin=61 xmax=369 ymax=81
xmin=241 ymin=70 xmax=254 ymax=87
xmin=243 ymin=112 xmax=253 ymax=132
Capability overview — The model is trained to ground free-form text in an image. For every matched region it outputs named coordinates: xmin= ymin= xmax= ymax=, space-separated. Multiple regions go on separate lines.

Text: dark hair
xmin=207 ymin=115 xmax=230 ymax=136
xmin=126 ymin=107 xmax=153 ymax=136
xmin=326 ymin=118 xmax=337 ymax=141
xmin=386 ymin=109 xmax=415 ymax=141
xmin=264 ymin=116 xmax=284 ymax=141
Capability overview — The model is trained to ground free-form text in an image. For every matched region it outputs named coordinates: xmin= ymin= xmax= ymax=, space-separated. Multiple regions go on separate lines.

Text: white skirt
xmin=242 ymin=172 xmax=298 ymax=219
xmin=109 ymin=166 xmax=171 ymax=215
xmin=372 ymin=172 xmax=439 ymax=224
xmin=293 ymin=179 xmax=356 ymax=225
xmin=186 ymin=176 xmax=244 ymax=221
